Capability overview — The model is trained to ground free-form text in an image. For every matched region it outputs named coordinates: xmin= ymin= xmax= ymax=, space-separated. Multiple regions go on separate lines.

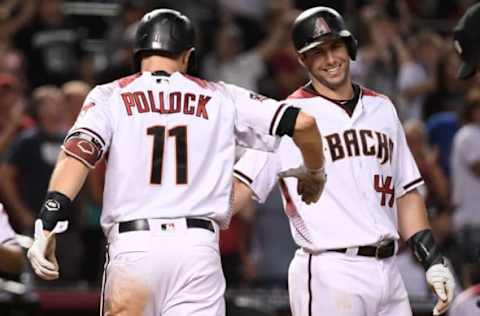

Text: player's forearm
xmin=0 ymin=245 xmax=24 ymax=274
xmin=293 ymin=112 xmax=324 ymax=170
xmin=397 ymin=190 xmax=430 ymax=240
xmin=232 ymin=179 xmax=254 ymax=215
xmin=48 ymin=151 xmax=90 ymax=200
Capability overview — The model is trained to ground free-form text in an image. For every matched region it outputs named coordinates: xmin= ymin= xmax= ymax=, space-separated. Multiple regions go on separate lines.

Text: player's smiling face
xmin=300 ymin=37 xmax=350 ymax=90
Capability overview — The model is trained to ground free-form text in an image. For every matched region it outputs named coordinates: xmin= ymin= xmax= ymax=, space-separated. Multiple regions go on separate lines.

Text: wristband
xmin=407 ymin=229 xmax=444 ymax=270
xmin=39 ymin=191 xmax=72 ymax=231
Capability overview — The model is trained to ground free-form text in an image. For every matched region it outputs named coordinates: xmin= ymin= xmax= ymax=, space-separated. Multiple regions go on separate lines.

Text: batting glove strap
xmin=407 ymin=229 xmax=443 ymax=270
xmin=39 ymin=191 xmax=72 ymax=231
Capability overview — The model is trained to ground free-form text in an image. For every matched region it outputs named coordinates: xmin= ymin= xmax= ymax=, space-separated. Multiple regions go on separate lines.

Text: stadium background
xmin=0 ymin=0 xmax=479 ymax=315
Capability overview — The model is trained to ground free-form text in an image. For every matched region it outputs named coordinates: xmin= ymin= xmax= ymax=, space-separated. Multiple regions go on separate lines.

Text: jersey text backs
xmin=121 ymin=91 xmax=210 ymax=119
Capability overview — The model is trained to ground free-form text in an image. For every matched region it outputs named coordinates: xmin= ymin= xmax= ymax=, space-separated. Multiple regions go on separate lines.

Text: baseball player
xmin=0 ymin=203 xmax=24 ymax=275
xmin=233 ymin=7 xmax=455 ymax=316
xmin=451 ymin=5 xmax=480 ymax=315
xmin=26 ymin=9 xmax=326 ymax=316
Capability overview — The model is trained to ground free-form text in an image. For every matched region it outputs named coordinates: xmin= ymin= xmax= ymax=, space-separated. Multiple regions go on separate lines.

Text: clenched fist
xmin=278 ymin=165 xmax=326 ymax=204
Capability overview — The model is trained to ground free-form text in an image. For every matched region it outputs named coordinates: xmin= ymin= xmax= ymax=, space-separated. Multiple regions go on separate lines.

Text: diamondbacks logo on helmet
xmin=313 ymin=17 xmax=331 ymax=38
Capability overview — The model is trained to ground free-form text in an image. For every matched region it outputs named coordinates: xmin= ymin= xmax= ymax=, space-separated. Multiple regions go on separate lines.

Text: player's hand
xmin=27 ymin=220 xmax=59 ymax=280
xmin=278 ymin=165 xmax=326 ymax=204
xmin=426 ymin=259 xmax=455 ymax=315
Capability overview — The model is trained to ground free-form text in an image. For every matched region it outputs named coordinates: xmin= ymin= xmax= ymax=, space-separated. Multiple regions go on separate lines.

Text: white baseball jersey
xmin=68 ymin=71 xmax=290 ymax=235
xmin=0 ymin=203 xmax=17 ymax=247
xmin=451 ymin=124 xmax=480 ymax=229
xmin=234 ymin=85 xmax=424 ymax=251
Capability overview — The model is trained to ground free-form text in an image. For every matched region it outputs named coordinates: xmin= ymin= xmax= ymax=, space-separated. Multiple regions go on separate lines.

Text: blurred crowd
xmin=0 ymin=0 xmax=479 ymax=307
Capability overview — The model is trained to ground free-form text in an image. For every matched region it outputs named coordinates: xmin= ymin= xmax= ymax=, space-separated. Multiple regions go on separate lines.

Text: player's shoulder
xmin=88 ymin=73 xmax=140 ymax=101
xmin=359 ymin=85 xmax=391 ymax=104
xmin=287 ymin=86 xmax=318 ymax=100
xmin=176 ymin=73 xmax=222 ymax=92
xmin=359 ymin=85 xmax=398 ymax=114
xmin=115 ymin=73 xmax=142 ymax=89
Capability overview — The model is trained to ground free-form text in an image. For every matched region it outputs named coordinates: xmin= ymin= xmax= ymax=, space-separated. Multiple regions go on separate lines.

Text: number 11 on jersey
xmin=147 ymin=125 xmax=188 ymax=185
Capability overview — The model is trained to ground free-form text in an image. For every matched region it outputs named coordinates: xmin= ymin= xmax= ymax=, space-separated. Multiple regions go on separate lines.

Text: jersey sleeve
xmin=226 ymin=83 xmax=290 ymax=151
xmin=65 ymin=84 xmax=114 ymax=158
xmin=234 ymin=149 xmax=281 ymax=203
xmin=392 ymin=113 xmax=424 ymax=198
xmin=0 ymin=204 xmax=18 ymax=246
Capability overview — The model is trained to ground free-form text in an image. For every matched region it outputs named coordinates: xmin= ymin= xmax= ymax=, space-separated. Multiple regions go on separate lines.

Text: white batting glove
xmin=278 ymin=165 xmax=326 ymax=204
xmin=27 ymin=219 xmax=66 ymax=280
xmin=426 ymin=260 xmax=455 ymax=315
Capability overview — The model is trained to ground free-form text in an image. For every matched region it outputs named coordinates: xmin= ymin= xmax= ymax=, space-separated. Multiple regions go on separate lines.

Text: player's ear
xmin=179 ymin=48 xmax=195 ymax=74
xmin=182 ymin=49 xmax=193 ymax=68
xmin=297 ymin=54 xmax=306 ymax=68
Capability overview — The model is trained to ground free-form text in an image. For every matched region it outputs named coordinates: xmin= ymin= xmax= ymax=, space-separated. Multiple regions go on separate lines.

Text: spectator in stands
xmin=398 ymin=30 xmax=444 ymax=121
xmin=423 ymin=48 xmax=467 ymax=177
xmin=98 ymin=1 xmax=146 ymax=83
xmin=61 ymin=80 xmax=91 ymax=127
xmin=96 ymin=21 xmax=138 ymax=84
xmin=202 ymin=14 xmax=288 ymax=91
xmin=350 ymin=7 xmax=399 ymax=103
xmin=0 ymin=73 xmax=29 ymax=155
xmin=0 ymin=0 xmax=34 ymax=84
xmin=13 ymin=0 xmax=86 ymax=89
xmin=404 ymin=119 xmax=450 ymax=210
xmin=258 ymin=6 xmax=307 ymax=99
xmin=423 ymin=47 xmax=469 ymax=118
xmin=1 ymin=85 xmax=67 ymax=232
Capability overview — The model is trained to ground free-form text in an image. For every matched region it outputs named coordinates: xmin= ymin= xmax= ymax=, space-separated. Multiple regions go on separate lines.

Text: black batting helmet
xmin=133 ymin=9 xmax=195 ymax=72
xmin=292 ymin=7 xmax=357 ymax=60
xmin=454 ymin=3 xmax=480 ymax=79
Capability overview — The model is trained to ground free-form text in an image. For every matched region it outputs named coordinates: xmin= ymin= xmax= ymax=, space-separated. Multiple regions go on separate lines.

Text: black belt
xmin=118 ymin=218 xmax=214 ymax=233
xmin=328 ymin=240 xmax=395 ymax=259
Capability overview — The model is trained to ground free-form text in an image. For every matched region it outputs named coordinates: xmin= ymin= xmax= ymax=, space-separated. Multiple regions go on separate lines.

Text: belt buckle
xmin=375 ymin=245 xmax=382 ymax=259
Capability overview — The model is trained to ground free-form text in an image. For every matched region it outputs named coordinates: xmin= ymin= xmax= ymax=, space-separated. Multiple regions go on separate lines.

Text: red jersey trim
xmin=452 ymin=284 xmax=480 ymax=308
xmin=116 ymin=73 xmax=141 ymax=88
xmin=184 ymin=74 xmax=210 ymax=89
xmin=288 ymin=85 xmax=387 ymax=100
xmin=288 ymin=88 xmax=317 ymax=99
xmin=361 ymin=86 xmax=388 ymax=99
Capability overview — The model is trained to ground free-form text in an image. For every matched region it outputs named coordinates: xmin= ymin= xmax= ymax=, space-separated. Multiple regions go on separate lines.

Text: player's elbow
xmin=0 ymin=245 xmax=25 ymax=275
xmin=294 ymin=111 xmax=317 ymax=135
xmin=293 ymin=111 xmax=320 ymax=144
